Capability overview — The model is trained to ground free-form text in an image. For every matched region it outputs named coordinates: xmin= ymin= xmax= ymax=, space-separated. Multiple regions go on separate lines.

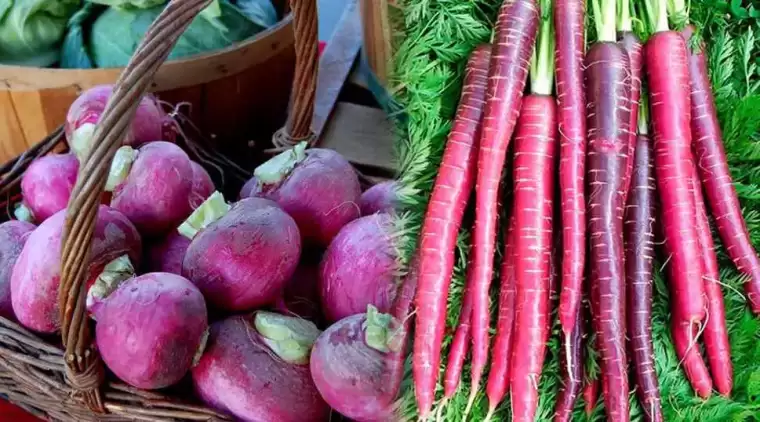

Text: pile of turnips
xmin=1 ymin=84 xmax=409 ymax=422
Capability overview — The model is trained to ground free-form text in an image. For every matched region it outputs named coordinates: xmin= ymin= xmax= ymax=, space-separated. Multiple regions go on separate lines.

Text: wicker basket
xmin=0 ymin=0 xmax=320 ymax=420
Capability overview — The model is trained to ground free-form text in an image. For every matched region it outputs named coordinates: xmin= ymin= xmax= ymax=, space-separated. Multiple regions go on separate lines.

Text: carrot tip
xmin=483 ymin=406 xmax=496 ymax=422
xmin=434 ymin=398 xmax=448 ymax=422
xmin=463 ymin=388 xmax=478 ymax=417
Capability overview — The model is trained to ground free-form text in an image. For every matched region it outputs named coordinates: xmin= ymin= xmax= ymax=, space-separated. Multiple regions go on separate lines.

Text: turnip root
xmin=145 ymin=232 xmax=190 ymax=275
xmin=181 ymin=194 xmax=301 ymax=311
xmin=319 ymin=213 xmax=397 ymax=322
xmin=65 ymin=85 xmax=168 ymax=160
xmin=190 ymin=161 xmax=214 ymax=209
xmin=17 ymin=154 xmax=79 ymax=223
xmin=108 ymin=141 xmax=195 ymax=236
xmin=192 ymin=312 xmax=329 ymax=422
xmin=359 ymin=181 xmax=398 ymax=216
xmin=240 ymin=143 xmax=361 ymax=246
xmin=0 ymin=221 xmax=35 ymax=320
xmin=94 ymin=272 xmax=207 ymax=390
xmin=311 ymin=306 xmax=404 ymax=422
xmin=11 ymin=206 xmax=141 ymax=333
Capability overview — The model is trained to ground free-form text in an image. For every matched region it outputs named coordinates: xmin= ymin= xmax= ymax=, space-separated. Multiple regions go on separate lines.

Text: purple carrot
xmin=554 ymin=0 xmax=588 ymax=339
xmin=554 ymin=301 xmax=583 ymax=422
xmin=624 ymin=103 xmax=663 ymax=422
xmin=468 ymin=0 xmax=539 ymax=413
xmin=585 ymin=1 xmax=632 ymax=419
xmin=681 ymin=25 xmax=760 ymax=314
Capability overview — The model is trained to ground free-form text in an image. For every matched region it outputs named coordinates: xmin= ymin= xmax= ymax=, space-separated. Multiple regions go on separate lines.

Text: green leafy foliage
xmin=392 ymin=0 xmax=760 ymax=420
xmin=0 ymin=0 xmax=79 ymax=66
xmin=59 ymin=0 xmax=276 ymax=69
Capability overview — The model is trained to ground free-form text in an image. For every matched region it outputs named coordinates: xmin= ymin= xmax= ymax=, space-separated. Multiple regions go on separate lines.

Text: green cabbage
xmin=0 ymin=0 xmax=79 ymax=66
xmin=77 ymin=0 xmax=276 ymax=68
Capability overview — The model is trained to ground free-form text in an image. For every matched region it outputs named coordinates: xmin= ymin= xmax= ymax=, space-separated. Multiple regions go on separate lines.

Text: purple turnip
xmin=319 ymin=213 xmax=397 ymax=322
xmin=240 ymin=142 xmax=361 ymax=246
xmin=0 ymin=221 xmax=35 ymax=320
xmin=17 ymin=154 xmax=79 ymax=223
xmin=190 ymin=161 xmax=215 ymax=210
xmin=94 ymin=272 xmax=208 ymax=390
xmin=359 ymin=181 xmax=398 ymax=216
xmin=11 ymin=205 xmax=142 ymax=333
xmin=181 ymin=194 xmax=301 ymax=311
xmin=311 ymin=306 xmax=405 ymax=421
xmin=144 ymin=232 xmax=190 ymax=275
xmin=108 ymin=141 xmax=195 ymax=236
xmin=65 ymin=84 xmax=169 ymax=160
xmin=192 ymin=312 xmax=329 ymax=422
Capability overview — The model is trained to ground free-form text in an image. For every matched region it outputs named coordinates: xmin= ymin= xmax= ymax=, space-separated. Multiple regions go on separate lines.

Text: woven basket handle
xmin=57 ymin=0 xmax=319 ymax=413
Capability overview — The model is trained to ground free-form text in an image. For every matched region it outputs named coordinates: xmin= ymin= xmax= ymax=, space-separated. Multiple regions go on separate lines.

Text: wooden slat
xmin=318 ymin=102 xmax=395 ymax=173
xmin=10 ymin=89 xmax=78 ymax=147
xmin=0 ymin=91 xmax=26 ymax=163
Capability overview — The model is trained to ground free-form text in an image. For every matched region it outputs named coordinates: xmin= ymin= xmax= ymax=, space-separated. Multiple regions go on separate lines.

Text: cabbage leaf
xmin=87 ymin=0 xmax=274 ymax=68
xmin=0 ymin=0 xmax=79 ymax=66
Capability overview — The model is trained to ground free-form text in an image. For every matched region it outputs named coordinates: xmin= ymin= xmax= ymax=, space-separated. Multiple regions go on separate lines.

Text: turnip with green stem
xmin=180 ymin=192 xmax=301 ymax=312
xmin=11 ymin=206 xmax=142 ymax=333
xmin=192 ymin=312 xmax=329 ymax=422
xmin=107 ymin=141 xmax=197 ymax=236
xmin=239 ymin=142 xmax=362 ymax=247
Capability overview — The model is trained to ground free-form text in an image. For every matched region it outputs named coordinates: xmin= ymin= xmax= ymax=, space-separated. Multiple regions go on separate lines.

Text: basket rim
xmin=0 ymin=13 xmax=294 ymax=92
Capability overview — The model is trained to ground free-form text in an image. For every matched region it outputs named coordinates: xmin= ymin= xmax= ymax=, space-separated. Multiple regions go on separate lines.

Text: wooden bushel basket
xmin=0 ymin=0 xmax=299 ymax=164
xmin=0 ymin=0 xmax=320 ymax=420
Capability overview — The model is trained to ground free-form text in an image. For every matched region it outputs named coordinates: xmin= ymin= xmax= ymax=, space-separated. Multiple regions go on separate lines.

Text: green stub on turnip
xmin=70 ymin=123 xmax=96 ymax=161
xmin=254 ymin=311 xmax=321 ymax=365
xmin=192 ymin=327 xmax=210 ymax=367
xmin=178 ymin=191 xmax=230 ymax=239
xmin=13 ymin=203 xmax=34 ymax=223
xmin=86 ymin=254 xmax=135 ymax=312
xmin=363 ymin=305 xmax=401 ymax=353
xmin=253 ymin=141 xmax=308 ymax=186
xmin=105 ymin=146 xmax=138 ymax=192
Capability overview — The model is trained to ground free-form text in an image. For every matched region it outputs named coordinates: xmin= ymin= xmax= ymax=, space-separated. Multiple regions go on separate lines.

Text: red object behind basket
xmin=0 ymin=399 xmax=41 ymax=421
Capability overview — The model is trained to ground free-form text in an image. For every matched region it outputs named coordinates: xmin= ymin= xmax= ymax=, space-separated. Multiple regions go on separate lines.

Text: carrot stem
xmin=531 ymin=2 xmax=555 ymax=96
xmin=638 ymin=94 xmax=649 ymax=135
xmin=654 ymin=0 xmax=669 ymax=32
xmin=617 ymin=0 xmax=632 ymax=32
